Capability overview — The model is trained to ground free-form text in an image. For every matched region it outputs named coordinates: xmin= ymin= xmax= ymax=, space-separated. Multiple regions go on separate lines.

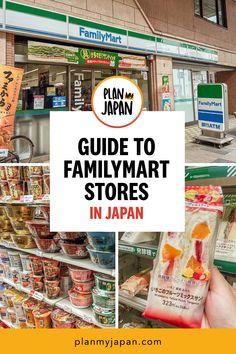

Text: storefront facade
xmin=1 ymin=0 xmax=236 ymax=157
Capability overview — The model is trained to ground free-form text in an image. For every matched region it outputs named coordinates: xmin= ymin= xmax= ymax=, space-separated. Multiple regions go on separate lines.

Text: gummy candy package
xmin=143 ymin=186 xmax=223 ymax=328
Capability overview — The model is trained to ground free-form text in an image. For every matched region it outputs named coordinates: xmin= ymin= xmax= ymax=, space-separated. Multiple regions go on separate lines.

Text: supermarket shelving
xmin=0 ymin=241 xmax=115 ymax=277
xmin=0 ymin=317 xmax=18 ymax=328
xmin=119 ymin=292 xmax=146 ymax=312
xmin=119 ymin=241 xmax=158 ymax=259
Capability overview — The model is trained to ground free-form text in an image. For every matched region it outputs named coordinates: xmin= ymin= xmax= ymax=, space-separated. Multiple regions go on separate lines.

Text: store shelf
xmin=214 ymin=258 xmax=236 ymax=274
xmin=119 ymin=241 xmax=158 ymax=259
xmin=0 ymin=241 xmax=115 ymax=276
xmin=185 ymin=166 xmax=236 ymax=186
xmin=119 ymin=292 xmax=147 ymax=312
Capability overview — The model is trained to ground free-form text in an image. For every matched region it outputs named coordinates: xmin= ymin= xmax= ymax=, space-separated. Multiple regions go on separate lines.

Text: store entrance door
xmin=192 ymin=71 xmax=208 ymax=120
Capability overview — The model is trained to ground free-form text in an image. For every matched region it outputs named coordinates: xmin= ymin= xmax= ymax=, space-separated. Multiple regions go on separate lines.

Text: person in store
xmin=202 ymin=267 xmax=236 ymax=328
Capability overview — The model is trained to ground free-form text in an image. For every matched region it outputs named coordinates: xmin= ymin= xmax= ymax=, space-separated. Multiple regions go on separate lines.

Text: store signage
xmin=197 ymin=84 xmax=228 ymax=132
xmin=77 ymin=48 xmax=121 ymax=67
xmin=0 ymin=65 xmax=23 ymax=150
xmin=50 ymin=77 xmax=185 ymax=232
xmin=79 ymin=26 xmax=122 ymax=45
xmin=52 ymin=96 xmax=67 ymax=108
xmin=33 ymin=95 xmax=44 ymax=110
xmin=71 ymin=72 xmax=85 ymax=111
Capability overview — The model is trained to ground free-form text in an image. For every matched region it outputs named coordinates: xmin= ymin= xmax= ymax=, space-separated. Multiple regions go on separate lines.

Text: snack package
xmin=121 ymin=232 xmax=157 ymax=245
xmin=143 ymin=186 xmax=223 ymax=328
xmin=120 ymin=268 xmax=151 ymax=297
xmin=215 ymin=196 xmax=236 ymax=259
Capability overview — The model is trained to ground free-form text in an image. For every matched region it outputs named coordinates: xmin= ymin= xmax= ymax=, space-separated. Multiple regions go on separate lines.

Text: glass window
xmin=70 ymin=68 xmax=92 ymax=111
xmin=16 ymin=63 xmax=68 ymax=111
xmin=94 ymin=69 xmax=116 ymax=87
xmin=173 ymin=69 xmax=194 ymax=123
xmin=117 ymin=70 xmax=149 ymax=110
xmin=194 ymin=0 xmax=227 ymax=27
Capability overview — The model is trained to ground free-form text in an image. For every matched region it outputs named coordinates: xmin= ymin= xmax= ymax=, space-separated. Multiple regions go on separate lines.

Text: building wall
xmin=0 ymin=33 xmax=6 ymax=65
xmin=215 ymin=71 xmax=236 ymax=114
xmin=13 ymin=0 xmax=151 ymax=34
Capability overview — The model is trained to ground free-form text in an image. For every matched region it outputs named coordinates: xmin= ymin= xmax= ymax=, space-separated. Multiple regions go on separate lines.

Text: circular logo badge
xmin=92 ymin=76 xmax=144 ymax=128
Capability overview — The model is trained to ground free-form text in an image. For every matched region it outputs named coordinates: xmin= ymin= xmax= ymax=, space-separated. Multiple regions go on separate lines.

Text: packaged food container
xmin=5 ymin=166 xmax=20 ymax=180
xmin=60 ymin=275 xmax=72 ymax=294
xmin=43 ymin=266 xmax=60 ymax=280
xmin=94 ymin=273 xmax=115 ymax=293
xmin=68 ymin=289 xmax=92 ymax=308
xmin=87 ymin=232 xmax=115 ymax=251
xmin=20 ymin=254 xmax=32 ymax=272
xmin=86 ymin=245 xmax=115 ymax=269
xmin=42 ymin=166 xmax=50 ymax=174
xmin=0 ymin=167 xmax=7 ymax=180
xmin=4 ymin=204 xmax=36 ymax=235
xmin=92 ymin=288 xmax=115 ymax=309
xmin=51 ymin=309 xmax=75 ymax=328
xmin=22 ymin=166 xmax=30 ymax=180
xmin=76 ymin=318 xmax=98 ymax=328
xmin=68 ymin=266 xmax=93 ymax=282
xmin=33 ymin=307 xmax=52 ymax=328
xmin=3 ymin=264 xmax=12 ymax=279
xmin=30 ymin=256 xmax=43 ymax=275
xmin=43 ymin=174 xmax=50 ymax=194
xmin=0 ymin=181 xmax=11 ymax=197
xmin=8 ymin=250 xmax=22 ymax=269
xmin=0 ymin=248 xmax=10 ymax=265
xmin=26 ymin=220 xmax=55 ymax=239
xmin=92 ymin=305 xmax=115 ymax=327
xmin=29 ymin=167 xmax=42 ymax=176
xmin=58 ymin=232 xmax=87 ymax=242
xmin=8 ymin=180 xmax=24 ymax=200
xmin=44 ymin=279 xmax=60 ymax=299
xmin=0 ymin=302 xmax=7 ymax=318
xmin=42 ymin=259 xmax=60 ymax=268
xmin=34 ymin=237 xmax=60 ymax=253
xmin=7 ymin=307 xmax=17 ymax=324
xmin=60 ymin=241 xmax=88 ymax=258
xmin=11 ymin=233 xmax=36 ymax=249
xmin=18 ymin=317 xmax=27 ymax=328
xmin=22 ymin=298 xmax=39 ymax=326
xmin=39 ymin=205 xmax=50 ymax=221
xmin=30 ymin=275 xmax=44 ymax=292
xmin=29 ymin=176 xmax=43 ymax=200
xmin=13 ymin=299 xmax=25 ymax=318
xmin=4 ymin=291 xmax=15 ymax=308
xmin=20 ymin=271 xmax=31 ymax=289
xmin=11 ymin=268 xmax=21 ymax=284
xmin=72 ymin=279 xmax=94 ymax=293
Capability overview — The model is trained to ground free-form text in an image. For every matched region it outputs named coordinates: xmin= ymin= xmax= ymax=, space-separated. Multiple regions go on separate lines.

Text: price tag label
xmin=0 ymin=149 xmax=8 ymax=158
xmin=20 ymin=195 xmax=34 ymax=203
xmin=42 ymin=194 xmax=50 ymax=201
xmin=3 ymin=196 xmax=11 ymax=202
xmin=30 ymin=290 xmax=44 ymax=301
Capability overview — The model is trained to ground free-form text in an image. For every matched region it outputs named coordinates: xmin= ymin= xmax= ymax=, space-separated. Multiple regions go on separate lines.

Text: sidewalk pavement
xmin=31 ymin=155 xmax=50 ymax=163
xmin=186 ymin=116 xmax=236 ymax=163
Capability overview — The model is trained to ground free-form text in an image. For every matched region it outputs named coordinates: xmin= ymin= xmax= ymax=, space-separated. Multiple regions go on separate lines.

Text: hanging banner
xmin=0 ymin=65 xmax=24 ymax=151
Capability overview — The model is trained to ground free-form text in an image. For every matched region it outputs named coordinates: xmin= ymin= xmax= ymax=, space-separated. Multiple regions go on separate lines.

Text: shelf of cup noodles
xmin=0 ymin=249 xmax=116 ymax=328
xmin=0 ymin=166 xmax=50 ymax=203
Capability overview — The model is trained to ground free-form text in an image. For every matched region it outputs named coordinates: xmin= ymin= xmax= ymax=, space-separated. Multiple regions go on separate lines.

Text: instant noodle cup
xmin=92 ymin=288 xmax=115 ymax=309
xmin=29 ymin=166 xmax=43 ymax=176
xmin=5 ymin=166 xmax=20 ymax=180
xmin=30 ymin=256 xmax=43 ymax=275
xmin=43 ymin=266 xmax=60 ymax=281
xmin=44 ymin=279 xmax=60 ymax=299
xmin=26 ymin=220 xmax=55 ymax=239
xmin=33 ymin=307 xmax=52 ymax=328
xmin=68 ymin=289 xmax=92 ymax=308
xmin=43 ymin=174 xmax=50 ymax=195
xmin=0 ymin=302 xmax=7 ymax=318
xmin=22 ymin=166 xmax=30 ymax=180
xmin=4 ymin=204 xmax=36 ymax=235
xmin=18 ymin=317 xmax=27 ymax=328
xmin=7 ymin=307 xmax=17 ymax=324
xmin=51 ymin=309 xmax=75 ymax=328
xmin=30 ymin=274 xmax=44 ymax=292
xmin=0 ymin=167 xmax=7 ymax=180
xmin=39 ymin=205 xmax=50 ymax=221
xmin=34 ymin=237 xmax=60 ymax=253
xmin=22 ymin=297 xmax=39 ymax=326
xmin=29 ymin=176 xmax=43 ymax=200
xmin=60 ymin=241 xmax=88 ymax=258
xmin=42 ymin=166 xmax=50 ymax=174
xmin=11 ymin=268 xmax=21 ymax=284
xmin=58 ymin=232 xmax=87 ymax=242
xmin=72 ymin=279 xmax=94 ymax=293
xmin=20 ymin=254 xmax=32 ymax=272
xmin=42 ymin=259 xmax=60 ymax=268
xmin=11 ymin=233 xmax=36 ymax=249
xmin=0 ymin=248 xmax=10 ymax=265
xmin=68 ymin=266 xmax=93 ymax=282
xmin=8 ymin=250 xmax=22 ymax=269
xmin=76 ymin=318 xmax=98 ymax=329
xmin=20 ymin=271 xmax=32 ymax=289
xmin=0 ymin=181 xmax=11 ymax=197
xmin=8 ymin=180 xmax=24 ymax=200
xmin=94 ymin=273 xmax=115 ymax=293
xmin=13 ymin=298 xmax=25 ymax=318
xmin=92 ymin=305 xmax=115 ymax=327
